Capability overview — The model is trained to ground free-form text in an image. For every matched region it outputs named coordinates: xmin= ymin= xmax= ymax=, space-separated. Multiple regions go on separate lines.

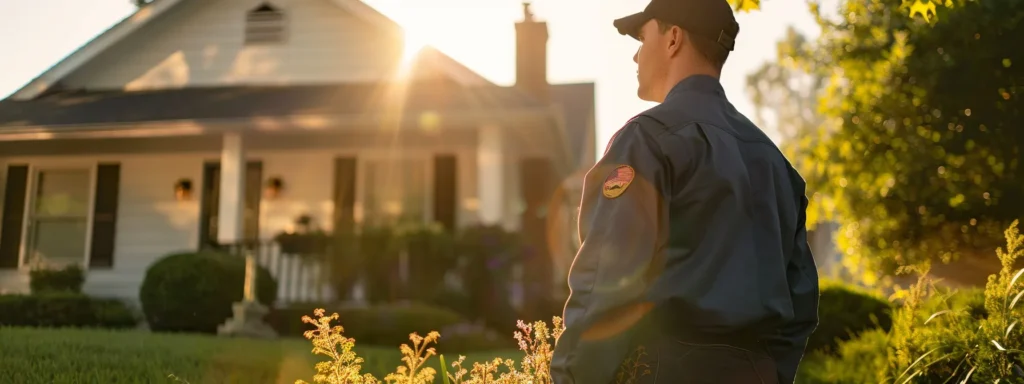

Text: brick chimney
xmin=515 ymin=2 xmax=549 ymax=102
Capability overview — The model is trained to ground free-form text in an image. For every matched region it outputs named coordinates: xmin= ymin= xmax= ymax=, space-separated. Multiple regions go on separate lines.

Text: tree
xmin=794 ymin=0 xmax=1024 ymax=280
xmin=746 ymin=27 xmax=834 ymax=228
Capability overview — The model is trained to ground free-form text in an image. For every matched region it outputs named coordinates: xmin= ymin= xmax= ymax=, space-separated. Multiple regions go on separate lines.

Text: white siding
xmin=63 ymin=0 xmax=409 ymax=91
xmin=0 ymin=144 xmax=483 ymax=302
xmin=88 ymin=156 xmax=205 ymax=298
xmin=0 ymin=154 xmax=204 ymax=299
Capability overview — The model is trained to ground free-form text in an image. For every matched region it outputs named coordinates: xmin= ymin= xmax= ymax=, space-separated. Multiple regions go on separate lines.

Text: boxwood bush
xmin=0 ymin=293 xmax=136 ymax=329
xmin=28 ymin=264 xmax=85 ymax=294
xmin=139 ymin=250 xmax=277 ymax=333
xmin=808 ymin=279 xmax=893 ymax=354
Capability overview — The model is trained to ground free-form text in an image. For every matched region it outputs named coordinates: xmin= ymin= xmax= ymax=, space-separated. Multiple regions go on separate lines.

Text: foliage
xmin=0 ymin=293 xmax=136 ymax=329
xmin=296 ymin=309 xmax=625 ymax=384
xmin=139 ymin=250 xmax=277 ymax=333
xmin=790 ymin=0 xmax=1024 ymax=277
xmin=809 ymin=279 xmax=893 ymax=354
xmin=888 ymin=220 xmax=1024 ymax=382
xmin=454 ymin=225 xmax=525 ymax=332
xmin=299 ymin=309 xmax=382 ymax=384
xmin=397 ymin=223 xmax=457 ymax=302
xmin=805 ymin=221 xmax=1024 ymax=382
xmin=28 ymin=264 xmax=85 ymax=294
xmin=800 ymin=328 xmax=891 ymax=383
xmin=746 ymin=26 xmax=835 ymax=232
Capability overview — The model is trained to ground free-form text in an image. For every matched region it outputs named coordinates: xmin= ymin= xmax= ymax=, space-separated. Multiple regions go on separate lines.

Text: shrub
xmin=454 ymin=225 xmax=524 ymax=332
xmin=0 ymin=293 xmax=136 ymax=329
xmin=295 ymin=309 xmax=574 ymax=384
xmin=808 ymin=279 xmax=893 ymax=354
xmin=806 ymin=221 xmax=1024 ymax=383
xmin=139 ymin=250 xmax=277 ymax=333
xmin=399 ymin=223 xmax=457 ymax=301
xmin=800 ymin=328 xmax=890 ymax=384
xmin=29 ymin=264 xmax=85 ymax=294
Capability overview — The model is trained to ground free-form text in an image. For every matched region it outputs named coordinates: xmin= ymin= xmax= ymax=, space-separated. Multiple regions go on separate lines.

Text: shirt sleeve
xmin=765 ymin=193 xmax=820 ymax=384
xmin=550 ymin=121 xmax=670 ymax=384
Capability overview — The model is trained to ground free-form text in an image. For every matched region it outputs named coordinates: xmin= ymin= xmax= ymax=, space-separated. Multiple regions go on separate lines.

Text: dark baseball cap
xmin=613 ymin=0 xmax=740 ymax=51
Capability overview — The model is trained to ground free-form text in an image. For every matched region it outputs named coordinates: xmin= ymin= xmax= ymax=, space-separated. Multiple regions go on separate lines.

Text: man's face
xmin=632 ymin=19 xmax=671 ymax=102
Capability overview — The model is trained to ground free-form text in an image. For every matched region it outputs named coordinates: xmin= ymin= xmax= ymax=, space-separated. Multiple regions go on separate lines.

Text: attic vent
xmin=245 ymin=3 xmax=286 ymax=45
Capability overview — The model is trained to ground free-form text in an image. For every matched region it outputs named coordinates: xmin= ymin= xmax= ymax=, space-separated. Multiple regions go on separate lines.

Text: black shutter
xmin=433 ymin=155 xmax=457 ymax=231
xmin=89 ymin=163 xmax=120 ymax=269
xmin=333 ymin=157 xmax=357 ymax=233
xmin=0 ymin=165 xmax=28 ymax=269
xmin=199 ymin=162 xmax=220 ymax=248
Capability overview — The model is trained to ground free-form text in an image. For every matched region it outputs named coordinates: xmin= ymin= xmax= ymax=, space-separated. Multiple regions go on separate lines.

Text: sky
xmin=0 ymin=0 xmax=823 ymax=149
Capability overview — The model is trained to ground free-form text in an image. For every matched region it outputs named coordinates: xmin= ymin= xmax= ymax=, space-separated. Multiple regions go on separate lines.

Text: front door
xmin=26 ymin=168 xmax=92 ymax=268
xmin=199 ymin=161 xmax=263 ymax=248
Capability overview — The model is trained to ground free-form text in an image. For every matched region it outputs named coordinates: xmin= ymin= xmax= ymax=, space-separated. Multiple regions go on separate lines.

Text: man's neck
xmin=657 ymin=67 xmax=720 ymax=103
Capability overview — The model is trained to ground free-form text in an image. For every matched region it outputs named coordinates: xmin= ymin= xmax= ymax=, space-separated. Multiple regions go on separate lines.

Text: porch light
xmin=265 ymin=177 xmax=284 ymax=199
xmin=174 ymin=179 xmax=193 ymax=201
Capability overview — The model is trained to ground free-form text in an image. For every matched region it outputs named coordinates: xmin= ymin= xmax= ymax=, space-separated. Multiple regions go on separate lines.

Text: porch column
xmin=477 ymin=124 xmax=505 ymax=225
xmin=218 ymin=132 xmax=246 ymax=244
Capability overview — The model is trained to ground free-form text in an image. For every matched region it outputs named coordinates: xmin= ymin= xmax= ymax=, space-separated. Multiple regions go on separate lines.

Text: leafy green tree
xmin=793 ymin=0 xmax=1024 ymax=281
xmin=746 ymin=27 xmax=834 ymax=228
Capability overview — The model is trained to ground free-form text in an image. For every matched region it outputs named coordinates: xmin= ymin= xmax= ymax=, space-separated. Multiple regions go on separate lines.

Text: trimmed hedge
xmin=0 ymin=293 xmax=136 ymax=329
xmin=139 ymin=250 xmax=277 ymax=334
xmin=29 ymin=265 xmax=85 ymax=294
xmin=267 ymin=302 xmax=511 ymax=351
xmin=808 ymin=280 xmax=893 ymax=354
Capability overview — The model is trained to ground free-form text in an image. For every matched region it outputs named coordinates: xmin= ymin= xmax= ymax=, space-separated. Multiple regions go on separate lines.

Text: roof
xmin=8 ymin=0 xmax=490 ymax=100
xmin=0 ymin=80 xmax=545 ymax=127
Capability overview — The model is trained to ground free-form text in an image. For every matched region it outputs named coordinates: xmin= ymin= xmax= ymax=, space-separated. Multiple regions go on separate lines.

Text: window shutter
xmin=89 ymin=163 xmax=120 ymax=269
xmin=433 ymin=155 xmax=457 ymax=231
xmin=333 ymin=157 xmax=357 ymax=233
xmin=0 ymin=165 xmax=28 ymax=269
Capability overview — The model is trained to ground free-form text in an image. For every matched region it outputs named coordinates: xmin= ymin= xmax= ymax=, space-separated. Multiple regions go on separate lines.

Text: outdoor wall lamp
xmin=265 ymin=177 xmax=284 ymax=199
xmin=174 ymin=179 xmax=193 ymax=201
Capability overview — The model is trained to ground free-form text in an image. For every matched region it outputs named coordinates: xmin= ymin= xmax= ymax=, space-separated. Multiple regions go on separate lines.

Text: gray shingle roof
xmin=0 ymin=80 xmax=545 ymax=127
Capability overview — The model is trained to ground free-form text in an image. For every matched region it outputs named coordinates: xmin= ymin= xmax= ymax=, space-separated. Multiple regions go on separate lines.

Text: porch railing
xmin=217 ymin=241 xmax=338 ymax=306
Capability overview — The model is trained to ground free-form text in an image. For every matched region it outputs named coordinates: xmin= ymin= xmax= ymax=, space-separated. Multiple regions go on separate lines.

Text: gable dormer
xmin=13 ymin=0 xmax=489 ymax=98
xmin=245 ymin=3 xmax=286 ymax=45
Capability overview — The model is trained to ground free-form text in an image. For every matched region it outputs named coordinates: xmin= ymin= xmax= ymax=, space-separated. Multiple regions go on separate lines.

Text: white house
xmin=0 ymin=0 xmax=596 ymax=304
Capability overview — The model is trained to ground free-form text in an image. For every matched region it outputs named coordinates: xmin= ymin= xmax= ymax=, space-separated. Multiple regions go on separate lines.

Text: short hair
xmin=656 ymin=19 xmax=730 ymax=70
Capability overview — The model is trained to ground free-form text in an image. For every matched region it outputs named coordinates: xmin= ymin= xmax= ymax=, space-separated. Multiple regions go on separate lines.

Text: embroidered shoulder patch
xmin=602 ymin=165 xmax=635 ymax=199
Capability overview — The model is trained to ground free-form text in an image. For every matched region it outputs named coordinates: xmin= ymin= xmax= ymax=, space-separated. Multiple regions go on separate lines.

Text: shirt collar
xmin=665 ymin=74 xmax=726 ymax=101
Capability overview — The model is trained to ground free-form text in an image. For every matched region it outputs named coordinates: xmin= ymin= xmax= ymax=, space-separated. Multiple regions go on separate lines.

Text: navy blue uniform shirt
xmin=550 ymin=75 xmax=820 ymax=384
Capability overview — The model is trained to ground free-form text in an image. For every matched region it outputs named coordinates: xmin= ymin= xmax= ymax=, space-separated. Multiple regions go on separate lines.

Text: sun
xmin=400 ymin=28 xmax=427 ymax=67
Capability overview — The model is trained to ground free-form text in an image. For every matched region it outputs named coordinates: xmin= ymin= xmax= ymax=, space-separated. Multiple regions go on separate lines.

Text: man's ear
xmin=667 ymin=26 xmax=686 ymax=57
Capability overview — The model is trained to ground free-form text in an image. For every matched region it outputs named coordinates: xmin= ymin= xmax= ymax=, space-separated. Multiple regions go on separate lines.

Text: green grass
xmin=0 ymin=327 xmax=520 ymax=384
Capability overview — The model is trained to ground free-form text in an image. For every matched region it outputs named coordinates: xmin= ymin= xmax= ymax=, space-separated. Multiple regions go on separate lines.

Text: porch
xmin=0 ymin=119 xmax=568 ymax=304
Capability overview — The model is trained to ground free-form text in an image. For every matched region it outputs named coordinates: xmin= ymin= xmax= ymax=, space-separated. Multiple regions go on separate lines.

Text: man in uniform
xmin=549 ymin=0 xmax=820 ymax=383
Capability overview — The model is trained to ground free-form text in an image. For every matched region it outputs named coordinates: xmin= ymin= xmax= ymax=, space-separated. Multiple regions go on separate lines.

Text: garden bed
xmin=0 ymin=326 xmax=518 ymax=383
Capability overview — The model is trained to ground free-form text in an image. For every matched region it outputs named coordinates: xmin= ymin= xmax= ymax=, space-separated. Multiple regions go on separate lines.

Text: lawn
xmin=0 ymin=327 xmax=520 ymax=384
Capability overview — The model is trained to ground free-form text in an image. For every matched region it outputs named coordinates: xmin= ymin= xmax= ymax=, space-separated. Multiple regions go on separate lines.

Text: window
xmin=26 ymin=169 xmax=92 ymax=268
xmin=361 ymin=158 xmax=431 ymax=226
xmin=245 ymin=3 xmax=286 ymax=45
